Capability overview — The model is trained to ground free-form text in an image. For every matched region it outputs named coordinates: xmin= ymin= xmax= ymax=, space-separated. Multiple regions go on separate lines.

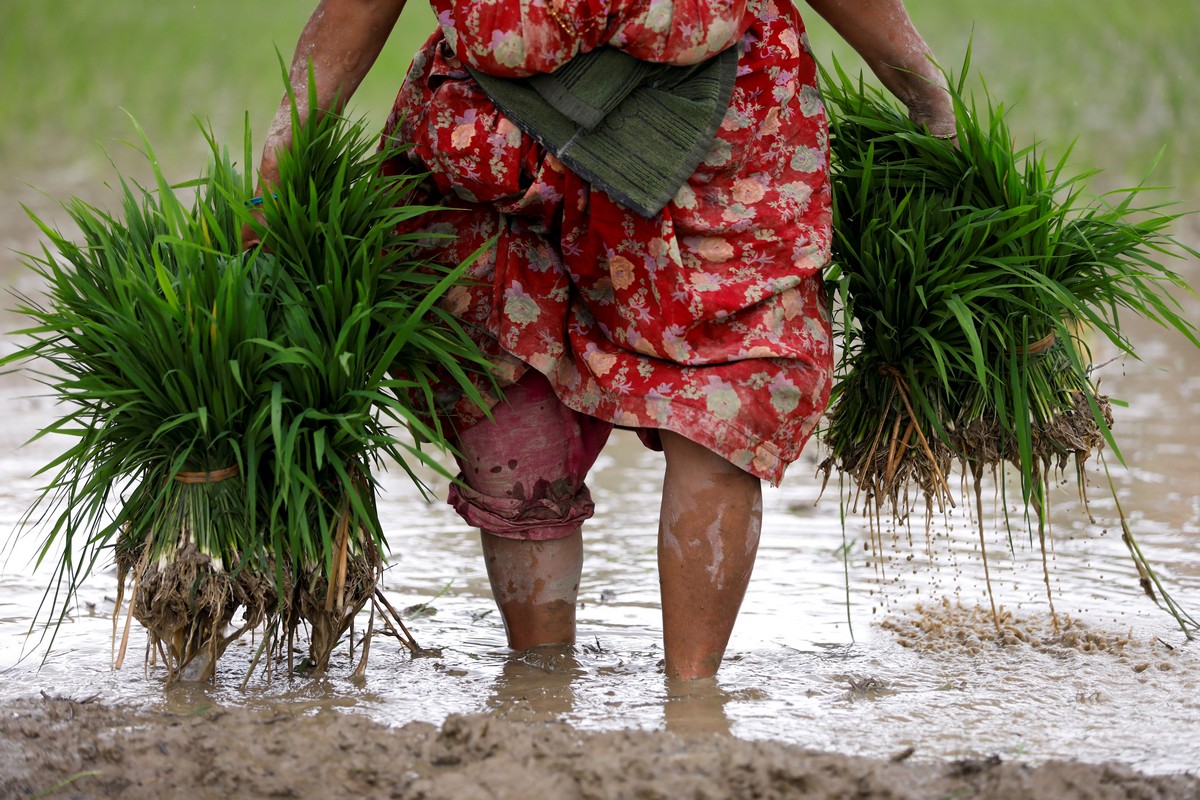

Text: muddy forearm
xmin=803 ymin=0 xmax=954 ymax=133
xmin=259 ymin=0 xmax=408 ymax=184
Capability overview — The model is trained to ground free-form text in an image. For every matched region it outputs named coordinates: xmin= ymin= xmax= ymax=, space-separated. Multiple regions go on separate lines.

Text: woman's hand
xmin=907 ymin=101 xmax=958 ymax=142
xmin=242 ymin=0 xmax=409 ymax=249
xmin=240 ymin=129 xmax=287 ymax=250
xmin=803 ymin=0 xmax=955 ymax=138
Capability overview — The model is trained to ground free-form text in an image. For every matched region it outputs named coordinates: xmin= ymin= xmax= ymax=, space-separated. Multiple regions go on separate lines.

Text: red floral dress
xmin=384 ymin=0 xmax=833 ymax=485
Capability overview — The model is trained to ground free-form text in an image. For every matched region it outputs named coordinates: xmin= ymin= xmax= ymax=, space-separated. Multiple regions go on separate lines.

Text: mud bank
xmin=2 ymin=695 xmax=1197 ymax=799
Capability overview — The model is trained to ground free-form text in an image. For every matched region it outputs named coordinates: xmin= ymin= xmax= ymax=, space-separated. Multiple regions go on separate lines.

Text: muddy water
xmin=2 ymin=188 xmax=1199 ymax=775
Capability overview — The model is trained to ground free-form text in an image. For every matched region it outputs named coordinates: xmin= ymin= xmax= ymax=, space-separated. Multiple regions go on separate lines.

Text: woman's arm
xmin=802 ymin=0 xmax=955 ymax=136
xmin=255 ymin=0 xmax=408 ymax=194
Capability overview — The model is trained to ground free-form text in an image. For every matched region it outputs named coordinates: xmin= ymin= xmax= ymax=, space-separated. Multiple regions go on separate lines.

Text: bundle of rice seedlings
xmin=817 ymin=55 xmax=1199 ymax=635
xmin=4 ymin=76 xmax=491 ymax=679
xmin=9 ymin=131 xmax=277 ymax=680
xmin=247 ymin=83 xmax=491 ymax=673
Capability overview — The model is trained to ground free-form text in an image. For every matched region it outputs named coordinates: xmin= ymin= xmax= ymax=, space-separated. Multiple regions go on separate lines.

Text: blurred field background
xmin=1 ymin=0 xmax=1197 ymax=206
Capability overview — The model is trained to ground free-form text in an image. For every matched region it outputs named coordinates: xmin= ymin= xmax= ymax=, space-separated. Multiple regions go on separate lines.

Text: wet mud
xmin=3 ymin=694 xmax=1198 ymax=800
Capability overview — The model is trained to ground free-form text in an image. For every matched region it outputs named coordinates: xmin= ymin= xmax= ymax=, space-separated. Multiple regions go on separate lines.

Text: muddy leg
xmin=448 ymin=371 xmax=610 ymax=652
xmin=481 ymin=527 xmax=582 ymax=649
xmin=658 ymin=431 xmax=762 ymax=680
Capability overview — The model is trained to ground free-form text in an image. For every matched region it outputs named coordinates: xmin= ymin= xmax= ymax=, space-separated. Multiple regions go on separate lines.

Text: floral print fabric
xmin=384 ymin=0 xmax=833 ymax=485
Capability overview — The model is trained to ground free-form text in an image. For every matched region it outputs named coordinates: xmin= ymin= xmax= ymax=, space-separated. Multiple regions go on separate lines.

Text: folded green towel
xmin=468 ymin=45 xmax=739 ymax=217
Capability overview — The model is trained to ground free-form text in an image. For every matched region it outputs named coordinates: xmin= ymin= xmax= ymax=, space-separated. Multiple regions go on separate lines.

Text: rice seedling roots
xmin=289 ymin=534 xmax=382 ymax=674
xmin=121 ymin=543 xmax=278 ymax=683
xmin=820 ymin=386 xmax=1113 ymax=515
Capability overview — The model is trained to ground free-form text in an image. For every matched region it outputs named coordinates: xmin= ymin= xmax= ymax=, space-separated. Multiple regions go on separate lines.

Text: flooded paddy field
xmin=2 ymin=2 xmax=1199 ymax=797
xmin=3 ymin=286 xmax=1200 ymax=783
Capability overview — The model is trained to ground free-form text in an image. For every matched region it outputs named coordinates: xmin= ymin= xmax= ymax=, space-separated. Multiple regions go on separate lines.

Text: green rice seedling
xmin=4 ymin=72 xmax=493 ymax=680
xmin=817 ymin=53 xmax=1199 ymax=636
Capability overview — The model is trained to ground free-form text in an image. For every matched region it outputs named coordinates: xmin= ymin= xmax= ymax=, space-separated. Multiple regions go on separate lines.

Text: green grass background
xmin=0 ymin=0 xmax=1196 ymax=209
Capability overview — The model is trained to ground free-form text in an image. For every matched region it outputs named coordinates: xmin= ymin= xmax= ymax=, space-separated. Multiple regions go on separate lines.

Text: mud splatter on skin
xmin=704 ymin=506 xmax=728 ymax=589
xmin=747 ymin=491 xmax=763 ymax=558
xmin=660 ymin=474 xmax=761 ymax=591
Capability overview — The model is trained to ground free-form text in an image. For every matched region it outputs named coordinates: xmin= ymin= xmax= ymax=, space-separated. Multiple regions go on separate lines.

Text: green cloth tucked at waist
xmin=467 ymin=45 xmax=739 ymax=218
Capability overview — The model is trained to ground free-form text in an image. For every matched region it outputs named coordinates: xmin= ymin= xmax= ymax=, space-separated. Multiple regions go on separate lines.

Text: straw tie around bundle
xmin=174 ymin=465 xmax=240 ymax=485
xmin=1016 ymin=332 xmax=1058 ymax=356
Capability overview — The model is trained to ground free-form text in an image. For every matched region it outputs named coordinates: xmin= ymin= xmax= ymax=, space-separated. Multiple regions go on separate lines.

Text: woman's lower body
xmin=385 ymin=0 xmax=831 ymax=678
xmin=450 ymin=368 xmax=763 ymax=679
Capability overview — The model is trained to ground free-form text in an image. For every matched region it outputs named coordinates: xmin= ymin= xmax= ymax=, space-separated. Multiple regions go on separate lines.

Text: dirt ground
xmin=2 ymin=694 xmax=1197 ymax=800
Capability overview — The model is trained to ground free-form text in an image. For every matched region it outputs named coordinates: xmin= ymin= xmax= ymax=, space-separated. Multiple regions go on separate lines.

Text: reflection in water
xmin=480 ymin=646 xmax=740 ymax=736
xmin=1 ymin=209 xmax=1199 ymax=773
xmin=663 ymin=677 xmax=735 ymax=736
xmin=488 ymin=646 xmax=582 ymax=724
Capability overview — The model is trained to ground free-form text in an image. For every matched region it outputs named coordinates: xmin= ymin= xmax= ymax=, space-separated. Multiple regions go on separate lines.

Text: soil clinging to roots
xmin=289 ymin=534 xmax=381 ymax=675
xmin=820 ymin=391 xmax=1114 ymax=517
xmin=117 ymin=541 xmax=278 ymax=682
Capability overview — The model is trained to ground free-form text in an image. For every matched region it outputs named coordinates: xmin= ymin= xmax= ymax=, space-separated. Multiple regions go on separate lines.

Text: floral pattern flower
xmin=609 ymin=254 xmax=637 ymax=291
